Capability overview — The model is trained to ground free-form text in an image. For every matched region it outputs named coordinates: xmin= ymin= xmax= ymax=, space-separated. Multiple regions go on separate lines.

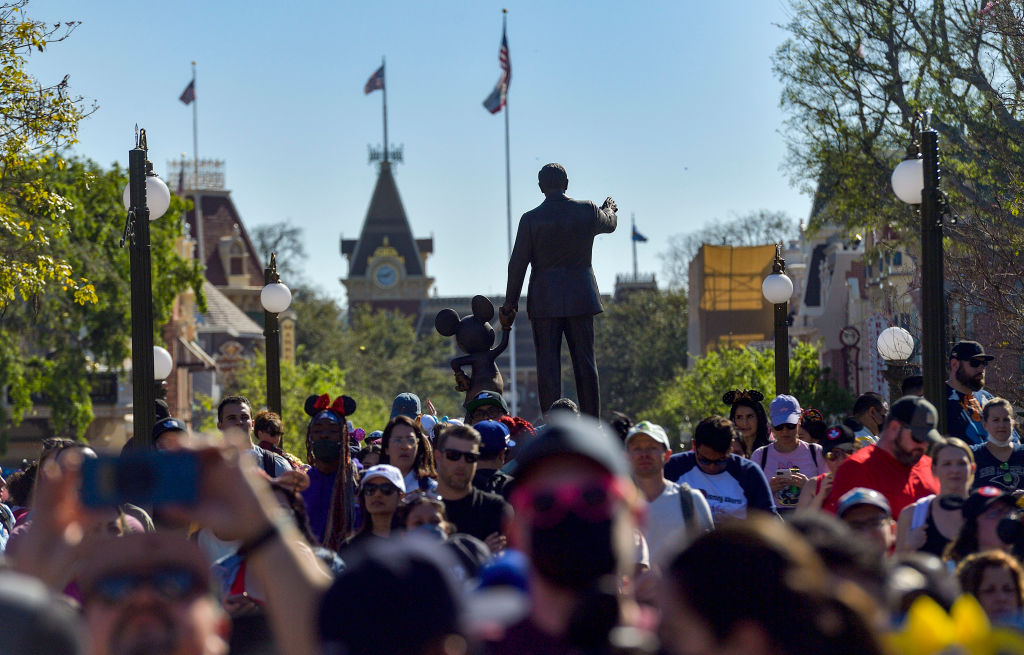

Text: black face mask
xmin=530 ymin=512 xmax=616 ymax=588
xmin=311 ymin=440 xmax=342 ymax=463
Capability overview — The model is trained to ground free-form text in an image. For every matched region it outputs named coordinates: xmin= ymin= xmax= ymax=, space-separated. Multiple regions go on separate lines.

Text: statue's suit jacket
xmin=505 ymin=193 xmax=617 ymax=318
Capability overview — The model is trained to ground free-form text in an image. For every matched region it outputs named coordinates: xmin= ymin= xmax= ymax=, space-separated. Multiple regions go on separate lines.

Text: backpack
xmin=759 ymin=442 xmax=819 ymax=469
xmin=259 ymin=448 xmax=277 ymax=477
xmin=678 ymin=482 xmax=696 ymax=532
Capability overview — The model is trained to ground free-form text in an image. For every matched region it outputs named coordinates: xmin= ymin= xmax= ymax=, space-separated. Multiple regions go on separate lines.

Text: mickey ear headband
xmin=802 ymin=408 xmax=824 ymax=423
xmin=304 ymin=394 xmax=357 ymax=423
xmin=722 ymin=389 xmax=765 ymax=405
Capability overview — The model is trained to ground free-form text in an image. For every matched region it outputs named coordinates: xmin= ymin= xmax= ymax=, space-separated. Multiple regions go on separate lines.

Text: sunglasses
xmin=967 ymin=359 xmax=989 ymax=368
xmin=696 ymin=453 xmax=730 ymax=468
xmin=826 ymin=447 xmax=854 ymax=461
xmin=363 ymin=482 xmax=398 ymax=496
xmin=401 ymin=490 xmax=444 ymax=505
xmin=773 ymin=423 xmax=798 ymax=431
xmin=510 ymin=475 xmax=628 ymax=528
xmin=441 ymin=448 xmax=479 ymax=464
xmin=85 ymin=567 xmax=206 ymax=605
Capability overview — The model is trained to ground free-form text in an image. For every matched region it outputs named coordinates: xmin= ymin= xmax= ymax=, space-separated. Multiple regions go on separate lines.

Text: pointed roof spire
xmin=346 ymin=161 xmax=425 ymax=277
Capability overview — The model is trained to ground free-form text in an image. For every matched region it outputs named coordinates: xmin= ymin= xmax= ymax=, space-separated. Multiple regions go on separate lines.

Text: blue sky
xmin=28 ymin=0 xmax=808 ymax=302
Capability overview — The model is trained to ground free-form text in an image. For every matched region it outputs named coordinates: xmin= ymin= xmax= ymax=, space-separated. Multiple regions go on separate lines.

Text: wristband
xmin=236 ymin=520 xmax=282 ymax=559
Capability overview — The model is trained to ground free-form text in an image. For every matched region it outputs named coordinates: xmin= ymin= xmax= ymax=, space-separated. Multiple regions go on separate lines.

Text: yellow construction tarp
xmin=691 ymin=244 xmax=777 ymax=356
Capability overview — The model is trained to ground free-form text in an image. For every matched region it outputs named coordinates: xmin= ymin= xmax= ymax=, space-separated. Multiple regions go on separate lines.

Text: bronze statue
xmin=435 ymin=295 xmax=513 ymax=404
xmin=500 ymin=163 xmax=617 ymax=418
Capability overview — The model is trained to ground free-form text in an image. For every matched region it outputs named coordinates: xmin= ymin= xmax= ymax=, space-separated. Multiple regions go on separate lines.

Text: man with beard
xmin=485 ymin=415 xmax=655 ymax=655
xmin=945 ymin=341 xmax=1000 ymax=445
xmin=823 ymin=396 xmax=942 ymax=519
xmin=434 ymin=424 xmax=511 ymax=553
xmin=79 ymin=533 xmax=230 ymax=655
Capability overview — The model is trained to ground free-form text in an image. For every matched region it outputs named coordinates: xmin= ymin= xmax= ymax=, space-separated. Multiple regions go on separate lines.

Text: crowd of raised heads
xmin=2 ymin=339 xmax=1024 ymax=654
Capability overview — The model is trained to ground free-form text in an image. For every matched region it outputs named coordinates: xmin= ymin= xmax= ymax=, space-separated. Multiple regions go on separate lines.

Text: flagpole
xmin=502 ymin=11 xmax=517 ymax=418
xmin=632 ymin=213 xmax=638 ymax=280
xmin=382 ymin=56 xmax=388 ymax=163
xmin=190 ymin=61 xmax=205 ymax=262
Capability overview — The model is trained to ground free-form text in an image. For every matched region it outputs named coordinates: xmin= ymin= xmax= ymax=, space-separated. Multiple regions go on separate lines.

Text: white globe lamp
xmin=122 ymin=174 xmax=171 ymax=220
xmin=261 ymin=282 xmax=292 ymax=314
xmin=153 ymin=346 xmax=173 ymax=380
xmin=891 ymin=158 xmax=924 ymax=205
xmin=762 ymin=273 xmax=794 ymax=305
xmin=877 ymin=326 xmax=915 ymax=362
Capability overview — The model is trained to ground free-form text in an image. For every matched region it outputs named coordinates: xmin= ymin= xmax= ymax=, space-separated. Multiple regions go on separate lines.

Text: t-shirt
xmin=301 ymin=467 xmax=335 ymax=544
xmin=643 ymin=481 xmax=714 ymax=564
xmin=970 ymin=443 xmax=1024 ymax=492
xmin=664 ymin=451 xmax=777 ymax=521
xmin=442 ymin=487 xmax=510 ymax=542
xmin=403 ymin=470 xmax=438 ymax=494
xmin=822 ymin=444 xmax=939 ymax=519
xmin=751 ymin=441 xmax=828 ymax=511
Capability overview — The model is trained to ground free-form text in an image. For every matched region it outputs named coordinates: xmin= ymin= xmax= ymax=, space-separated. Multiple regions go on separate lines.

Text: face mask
xmin=311 ymin=440 xmax=342 ymax=463
xmin=988 ymin=434 xmax=1012 ymax=448
xmin=530 ymin=512 xmax=616 ymax=588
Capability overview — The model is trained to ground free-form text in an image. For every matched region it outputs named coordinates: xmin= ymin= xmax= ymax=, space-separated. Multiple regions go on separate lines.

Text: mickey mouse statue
xmin=434 ymin=295 xmax=515 ymax=404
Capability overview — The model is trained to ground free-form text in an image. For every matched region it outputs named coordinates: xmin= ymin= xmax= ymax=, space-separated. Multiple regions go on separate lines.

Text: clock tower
xmin=341 ymin=160 xmax=433 ymax=316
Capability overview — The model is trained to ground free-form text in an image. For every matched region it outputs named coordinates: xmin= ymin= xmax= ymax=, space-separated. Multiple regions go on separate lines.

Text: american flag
xmin=179 ymin=79 xmax=195 ymax=105
xmin=482 ymin=21 xmax=511 ymax=113
xmin=364 ymin=65 xmax=384 ymax=95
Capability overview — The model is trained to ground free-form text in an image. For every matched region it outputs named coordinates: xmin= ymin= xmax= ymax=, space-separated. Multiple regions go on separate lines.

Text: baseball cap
xmin=961 ymin=486 xmax=1016 ymax=519
xmin=514 ymin=414 xmax=628 ymax=482
xmin=152 ymin=416 xmax=187 ymax=442
xmin=950 ymin=340 xmax=995 ymax=363
xmin=464 ymin=390 xmax=509 ymax=415
xmin=391 ymin=393 xmax=422 ymax=420
xmin=769 ymin=394 xmax=802 ymax=426
xmin=821 ymin=424 xmax=856 ymax=454
xmin=360 ymin=464 xmax=406 ymax=494
xmin=475 ymin=420 xmax=515 ymax=456
xmin=624 ymin=421 xmax=670 ymax=450
xmin=887 ymin=396 xmax=942 ymax=445
xmin=837 ymin=487 xmax=892 ymax=518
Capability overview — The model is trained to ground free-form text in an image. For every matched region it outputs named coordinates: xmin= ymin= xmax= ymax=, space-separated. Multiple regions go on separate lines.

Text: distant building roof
xmin=195 ymin=281 xmax=263 ymax=337
xmin=183 ymin=190 xmax=264 ymax=288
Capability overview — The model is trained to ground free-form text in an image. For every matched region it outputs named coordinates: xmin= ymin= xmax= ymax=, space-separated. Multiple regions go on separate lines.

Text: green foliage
xmin=0 ymin=2 xmax=96 ymax=306
xmin=644 ymin=342 xmax=854 ymax=445
xmin=595 ymin=289 xmax=688 ymax=421
xmin=0 ymin=158 xmax=204 ymax=443
xmin=217 ymin=350 xmax=348 ymax=458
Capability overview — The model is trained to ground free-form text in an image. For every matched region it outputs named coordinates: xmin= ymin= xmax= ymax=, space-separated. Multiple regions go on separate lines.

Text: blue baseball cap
xmin=391 ymin=392 xmax=421 ymax=419
xmin=475 ymin=420 xmax=515 ymax=456
xmin=769 ymin=394 xmax=801 ymax=426
xmin=837 ymin=487 xmax=891 ymax=519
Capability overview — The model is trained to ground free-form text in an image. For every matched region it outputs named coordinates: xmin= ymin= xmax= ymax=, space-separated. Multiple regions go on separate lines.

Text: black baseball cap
xmin=950 ymin=340 xmax=995 ymax=363
xmin=961 ymin=486 xmax=1015 ymax=519
xmin=887 ymin=396 xmax=942 ymax=445
xmin=464 ymin=390 xmax=509 ymax=415
xmin=152 ymin=417 xmax=187 ymax=442
xmin=821 ymin=424 xmax=856 ymax=455
xmin=514 ymin=414 xmax=628 ymax=481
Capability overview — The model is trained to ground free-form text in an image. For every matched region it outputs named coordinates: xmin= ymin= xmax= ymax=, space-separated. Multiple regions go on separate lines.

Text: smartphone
xmin=775 ymin=468 xmax=791 ymax=479
xmin=81 ymin=451 xmax=199 ymax=508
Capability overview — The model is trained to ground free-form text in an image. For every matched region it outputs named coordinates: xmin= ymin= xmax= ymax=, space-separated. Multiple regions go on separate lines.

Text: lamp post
xmin=153 ymin=345 xmax=173 ymax=401
xmin=762 ymin=243 xmax=794 ymax=395
xmin=891 ymin=109 xmax=947 ymax=433
xmin=876 ymin=326 xmax=917 ymax=402
xmin=261 ymin=253 xmax=292 ymax=416
xmin=121 ymin=128 xmax=171 ymax=447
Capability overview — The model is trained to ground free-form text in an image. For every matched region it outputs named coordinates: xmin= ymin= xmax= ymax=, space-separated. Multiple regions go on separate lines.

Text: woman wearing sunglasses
xmin=796 ymin=424 xmax=858 ymax=513
xmin=895 ymin=437 xmax=974 ymax=557
xmin=343 ymin=464 xmax=406 ymax=552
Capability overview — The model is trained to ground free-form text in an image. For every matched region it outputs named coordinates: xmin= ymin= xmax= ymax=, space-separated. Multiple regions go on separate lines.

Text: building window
xmin=229 ymin=243 xmax=244 ymax=275
xmin=893 ymin=251 xmax=902 ymax=266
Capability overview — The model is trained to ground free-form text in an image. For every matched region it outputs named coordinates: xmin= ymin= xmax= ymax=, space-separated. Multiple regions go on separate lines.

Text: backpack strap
xmin=260 ymin=448 xmax=276 ymax=477
xmin=760 ymin=447 xmax=769 ymax=469
xmin=810 ymin=443 xmax=820 ymax=467
xmin=678 ymin=482 xmax=695 ymax=530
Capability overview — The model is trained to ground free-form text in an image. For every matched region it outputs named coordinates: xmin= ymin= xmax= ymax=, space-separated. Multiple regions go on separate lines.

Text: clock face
xmin=839 ymin=326 xmax=860 ymax=347
xmin=374 ymin=263 xmax=398 ymax=288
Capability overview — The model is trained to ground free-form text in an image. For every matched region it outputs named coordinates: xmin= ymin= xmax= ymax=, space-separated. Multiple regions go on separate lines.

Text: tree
xmin=251 ymin=220 xmax=306 ymax=282
xmin=595 ymin=288 xmax=688 ymax=420
xmin=659 ymin=210 xmax=796 ymax=289
xmin=774 ymin=0 xmax=1024 ymax=398
xmin=0 ymin=158 xmax=204 ymax=445
xmin=643 ymin=343 xmax=854 ymax=446
xmin=214 ymin=350 xmax=348 ymax=458
xmin=0 ymin=2 xmax=96 ymax=306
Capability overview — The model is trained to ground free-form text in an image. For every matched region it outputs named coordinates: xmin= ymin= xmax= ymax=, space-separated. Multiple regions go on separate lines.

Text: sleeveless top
xmin=920 ymin=500 xmax=952 ymax=557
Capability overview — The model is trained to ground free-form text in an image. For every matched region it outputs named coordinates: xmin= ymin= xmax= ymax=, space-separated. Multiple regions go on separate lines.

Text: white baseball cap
xmin=625 ymin=421 xmax=670 ymax=449
xmin=360 ymin=464 xmax=406 ymax=493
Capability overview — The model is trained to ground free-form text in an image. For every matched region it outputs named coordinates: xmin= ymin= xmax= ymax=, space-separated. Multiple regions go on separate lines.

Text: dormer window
xmin=229 ymin=242 xmax=245 ymax=275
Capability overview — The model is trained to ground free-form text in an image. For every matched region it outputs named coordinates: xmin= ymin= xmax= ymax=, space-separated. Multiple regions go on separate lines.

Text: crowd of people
xmin=2 ymin=339 xmax=1024 ymax=654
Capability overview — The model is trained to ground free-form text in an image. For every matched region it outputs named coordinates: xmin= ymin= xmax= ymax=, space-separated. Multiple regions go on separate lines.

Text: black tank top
xmin=919 ymin=500 xmax=951 ymax=558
